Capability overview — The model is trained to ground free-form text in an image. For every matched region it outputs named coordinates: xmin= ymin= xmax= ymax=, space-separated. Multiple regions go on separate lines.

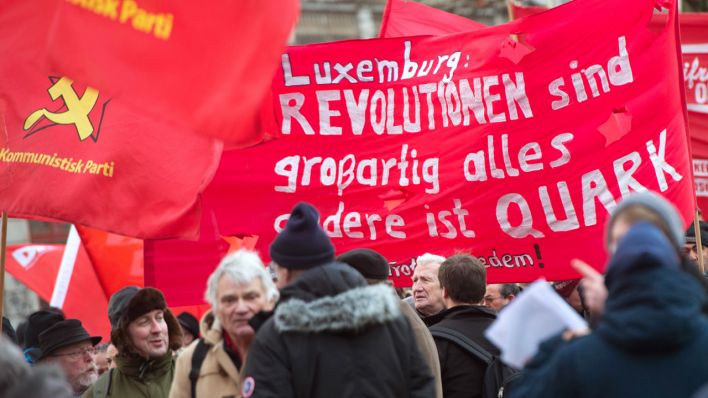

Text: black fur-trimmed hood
xmin=273 ymin=262 xmax=402 ymax=333
xmin=275 ymin=283 xmax=401 ymax=333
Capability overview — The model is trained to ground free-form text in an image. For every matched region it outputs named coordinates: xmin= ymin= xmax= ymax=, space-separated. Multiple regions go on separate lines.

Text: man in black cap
xmin=241 ymin=202 xmax=434 ymax=397
xmin=37 ymin=319 xmax=101 ymax=396
xmin=83 ymin=286 xmax=182 ymax=398
xmin=338 ymin=248 xmax=444 ymax=398
xmin=23 ymin=309 xmax=65 ymax=363
xmin=684 ymin=220 xmax=708 ymax=267
xmin=176 ymin=312 xmax=199 ymax=347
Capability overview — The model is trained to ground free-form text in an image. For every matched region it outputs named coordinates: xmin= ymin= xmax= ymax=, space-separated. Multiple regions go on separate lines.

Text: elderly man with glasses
xmin=483 ymin=283 xmax=521 ymax=312
xmin=37 ymin=319 xmax=102 ymax=397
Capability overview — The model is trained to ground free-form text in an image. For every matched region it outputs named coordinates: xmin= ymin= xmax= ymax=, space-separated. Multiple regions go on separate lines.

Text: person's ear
xmin=441 ymin=286 xmax=449 ymax=300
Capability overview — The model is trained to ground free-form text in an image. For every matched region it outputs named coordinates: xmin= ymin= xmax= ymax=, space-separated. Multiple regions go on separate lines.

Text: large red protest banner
xmin=0 ymin=1 xmax=222 ymax=239
xmin=44 ymin=0 xmax=299 ymax=146
xmin=146 ymin=0 xmax=694 ymax=300
xmin=208 ymin=0 xmax=692 ymax=285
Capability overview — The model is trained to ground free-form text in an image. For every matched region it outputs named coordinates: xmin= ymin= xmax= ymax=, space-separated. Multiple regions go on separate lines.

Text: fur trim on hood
xmin=274 ymin=284 xmax=401 ymax=333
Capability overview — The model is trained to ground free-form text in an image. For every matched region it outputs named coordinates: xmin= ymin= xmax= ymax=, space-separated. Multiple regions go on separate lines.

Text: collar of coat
xmin=274 ymin=283 xmax=401 ymax=333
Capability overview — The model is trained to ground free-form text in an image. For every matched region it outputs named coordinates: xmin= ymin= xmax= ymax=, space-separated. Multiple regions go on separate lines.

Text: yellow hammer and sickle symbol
xmin=24 ymin=77 xmax=100 ymax=141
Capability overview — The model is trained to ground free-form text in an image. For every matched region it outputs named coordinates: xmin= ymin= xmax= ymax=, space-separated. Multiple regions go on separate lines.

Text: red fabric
xmin=147 ymin=0 xmax=694 ymax=304
xmin=5 ymin=243 xmax=110 ymax=341
xmin=44 ymin=0 xmax=299 ymax=147
xmin=679 ymin=13 xmax=708 ymax=214
xmin=0 ymin=0 xmax=222 ymax=239
xmin=509 ymin=1 xmax=547 ymax=20
xmin=379 ymin=0 xmax=485 ymax=38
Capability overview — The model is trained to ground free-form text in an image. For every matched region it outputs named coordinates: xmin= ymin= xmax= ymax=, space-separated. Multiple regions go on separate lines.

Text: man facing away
xmin=241 ymin=202 xmax=434 ymax=398
xmin=427 ymin=254 xmax=499 ymax=398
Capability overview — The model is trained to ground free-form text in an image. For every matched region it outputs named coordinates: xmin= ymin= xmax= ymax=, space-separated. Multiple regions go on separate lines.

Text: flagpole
xmin=0 ymin=211 xmax=8 ymax=334
xmin=694 ymin=211 xmax=705 ymax=274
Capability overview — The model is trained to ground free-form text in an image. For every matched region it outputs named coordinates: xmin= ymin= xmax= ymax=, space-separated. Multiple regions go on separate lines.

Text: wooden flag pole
xmin=0 ymin=211 xmax=8 ymax=334
xmin=695 ymin=211 xmax=705 ymax=275
xmin=507 ymin=0 xmax=515 ymax=21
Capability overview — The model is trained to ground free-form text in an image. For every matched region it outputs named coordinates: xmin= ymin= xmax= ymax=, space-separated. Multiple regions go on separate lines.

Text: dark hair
xmin=439 ymin=254 xmax=486 ymax=304
xmin=499 ymin=283 xmax=521 ymax=298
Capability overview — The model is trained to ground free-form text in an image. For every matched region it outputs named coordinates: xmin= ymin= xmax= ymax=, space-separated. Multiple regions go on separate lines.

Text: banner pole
xmin=506 ymin=0 xmax=515 ymax=21
xmin=0 ymin=211 xmax=8 ymax=334
xmin=695 ymin=210 xmax=705 ymax=274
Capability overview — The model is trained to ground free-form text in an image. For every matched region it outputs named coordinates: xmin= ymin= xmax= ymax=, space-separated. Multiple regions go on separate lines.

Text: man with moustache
xmin=37 ymin=319 xmax=101 ymax=397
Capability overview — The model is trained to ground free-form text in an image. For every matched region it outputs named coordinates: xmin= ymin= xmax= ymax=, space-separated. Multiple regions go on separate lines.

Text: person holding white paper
xmin=509 ymin=207 xmax=708 ymax=397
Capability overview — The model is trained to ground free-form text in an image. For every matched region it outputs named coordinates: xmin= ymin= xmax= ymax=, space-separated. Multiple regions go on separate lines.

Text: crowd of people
xmin=1 ymin=192 xmax=707 ymax=397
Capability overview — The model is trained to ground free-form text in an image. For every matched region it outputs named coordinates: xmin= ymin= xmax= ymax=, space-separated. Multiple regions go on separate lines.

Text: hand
xmin=571 ymin=259 xmax=607 ymax=319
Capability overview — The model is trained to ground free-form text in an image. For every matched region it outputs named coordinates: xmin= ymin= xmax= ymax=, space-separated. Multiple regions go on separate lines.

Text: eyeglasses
xmin=51 ymin=346 xmax=96 ymax=361
xmin=483 ymin=296 xmax=504 ymax=303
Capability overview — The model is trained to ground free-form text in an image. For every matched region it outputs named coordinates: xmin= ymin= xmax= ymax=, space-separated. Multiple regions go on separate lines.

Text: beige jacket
xmin=400 ymin=301 xmax=444 ymax=398
xmin=169 ymin=312 xmax=241 ymax=398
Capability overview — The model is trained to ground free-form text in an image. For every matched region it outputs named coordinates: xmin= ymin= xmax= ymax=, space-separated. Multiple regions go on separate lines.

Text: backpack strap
xmin=189 ymin=339 xmax=211 ymax=398
xmin=92 ymin=368 xmax=113 ymax=398
xmin=429 ymin=325 xmax=493 ymax=365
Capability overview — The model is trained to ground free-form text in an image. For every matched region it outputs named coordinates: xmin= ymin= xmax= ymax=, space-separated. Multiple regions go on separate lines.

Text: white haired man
xmin=169 ymin=249 xmax=279 ymax=398
xmin=411 ymin=253 xmax=447 ymax=318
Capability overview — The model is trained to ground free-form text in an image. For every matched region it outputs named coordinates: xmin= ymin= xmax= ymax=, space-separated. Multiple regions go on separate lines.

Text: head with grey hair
xmin=412 ymin=253 xmax=447 ymax=316
xmin=205 ymin=250 xmax=279 ymax=345
xmin=0 ymin=337 xmax=31 ymax=395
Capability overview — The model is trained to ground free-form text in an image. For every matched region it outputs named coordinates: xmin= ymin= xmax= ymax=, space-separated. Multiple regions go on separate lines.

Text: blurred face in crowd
xmin=216 ymin=275 xmax=271 ymax=343
xmin=180 ymin=325 xmax=196 ymax=347
xmin=683 ymin=242 xmax=708 ymax=263
xmin=94 ymin=349 xmax=110 ymax=376
xmin=127 ymin=309 xmax=169 ymax=359
xmin=47 ymin=340 xmax=98 ymax=394
xmin=106 ymin=344 xmax=118 ymax=369
xmin=412 ymin=261 xmax=445 ymax=316
xmin=608 ymin=218 xmax=632 ymax=254
xmin=483 ymin=284 xmax=512 ymax=312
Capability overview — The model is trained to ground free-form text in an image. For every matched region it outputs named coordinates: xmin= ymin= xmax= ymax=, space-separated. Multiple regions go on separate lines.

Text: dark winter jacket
xmin=83 ymin=352 xmax=175 ymax=398
xmin=426 ymin=305 xmax=498 ymax=398
xmin=510 ymin=222 xmax=708 ymax=398
xmin=241 ymin=262 xmax=435 ymax=398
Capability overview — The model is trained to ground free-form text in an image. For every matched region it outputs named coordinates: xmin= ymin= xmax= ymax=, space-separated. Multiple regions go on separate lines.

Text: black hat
xmin=270 ymin=202 xmax=335 ymax=269
xmin=24 ymin=310 xmax=65 ymax=350
xmin=685 ymin=220 xmax=708 ymax=248
xmin=2 ymin=316 xmax=17 ymax=344
xmin=37 ymin=319 xmax=101 ymax=360
xmin=337 ymin=249 xmax=390 ymax=281
xmin=177 ymin=312 xmax=200 ymax=339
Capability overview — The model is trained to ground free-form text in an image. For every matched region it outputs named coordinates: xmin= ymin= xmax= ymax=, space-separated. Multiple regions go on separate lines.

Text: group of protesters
xmin=1 ymin=192 xmax=708 ymax=397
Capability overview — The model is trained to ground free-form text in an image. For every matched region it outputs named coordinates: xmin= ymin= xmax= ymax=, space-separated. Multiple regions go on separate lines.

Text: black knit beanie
xmin=270 ymin=202 xmax=335 ymax=269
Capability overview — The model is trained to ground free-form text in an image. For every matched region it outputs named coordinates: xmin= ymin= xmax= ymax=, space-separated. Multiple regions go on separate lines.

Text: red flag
xmin=508 ymin=1 xmax=548 ymax=20
xmin=44 ymin=0 xmax=299 ymax=146
xmin=379 ymin=0 xmax=485 ymax=38
xmin=0 ymin=1 xmax=222 ymax=239
xmin=5 ymin=239 xmax=110 ymax=340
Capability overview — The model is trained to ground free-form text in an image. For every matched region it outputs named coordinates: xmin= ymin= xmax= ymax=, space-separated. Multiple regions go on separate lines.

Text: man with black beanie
xmin=241 ymin=202 xmax=434 ymax=398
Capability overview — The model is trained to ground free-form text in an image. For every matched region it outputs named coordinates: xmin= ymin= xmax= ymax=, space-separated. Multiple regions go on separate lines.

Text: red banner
xmin=207 ymin=0 xmax=693 ymax=286
xmin=44 ymin=0 xmax=299 ymax=146
xmin=0 ymin=1 xmax=222 ymax=239
xmin=508 ymin=1 xmax=547 ymax=20
xmin=147 ymin=0 xmax=694 ymax=301
xmin=680 ymin=14 xmax=708 ymax=213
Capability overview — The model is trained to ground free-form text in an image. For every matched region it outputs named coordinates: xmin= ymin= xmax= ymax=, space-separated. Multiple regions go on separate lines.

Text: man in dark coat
xmin=426 ymin=254 xmax=498 ymax=398
xmin=241 ymin=202 xmax=434 ymax=398
xmin=510 ymin=222 xmax=708 ymax=398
